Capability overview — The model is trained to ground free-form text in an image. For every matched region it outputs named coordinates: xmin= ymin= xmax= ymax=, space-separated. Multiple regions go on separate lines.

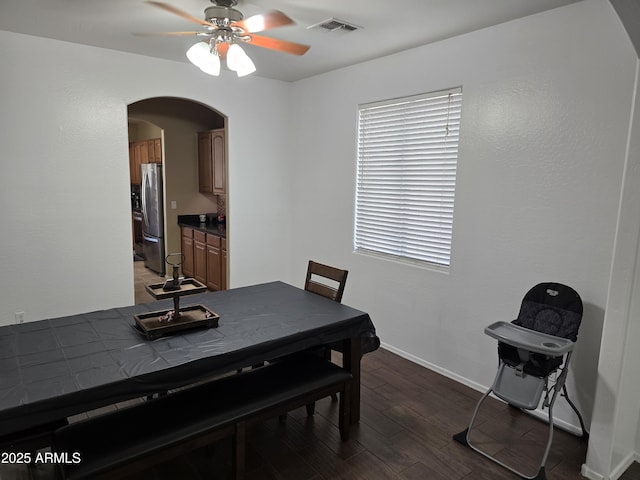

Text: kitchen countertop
xmin=178 ymin=215 xmax=226 ymax=238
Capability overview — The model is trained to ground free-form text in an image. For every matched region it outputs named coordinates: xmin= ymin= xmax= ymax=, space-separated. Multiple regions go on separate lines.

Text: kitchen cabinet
xmin=147 ymin=140 xmax=155 ymax=165
xmin=147 ymin=138 xmax=162 ymax=164
xmin=129 ymin=137 xmax=162 ymax=184
xmin=198 ymin=129 xmax=225 ymax=195
xmin=197 ymin=133 xmax=211 ymax=193
xmin=206 ymin=235 xmax=221 ymax=291
xmin=130 ymin=143 xmax=141 ymax=185
xmin=221 ymin=238 xmax=227 ymax=290
xmin=193 ymin=230 xmax=207 ymax=285
xmin=140 ymin=141 xmax=149 ymax=167
xmin=181 ymin=228 xmax=194 ymax=278
xmin=153 ymin=138 xmax=162 ymax=164
xmin=180 ymin=226 xmax=226 ymax=291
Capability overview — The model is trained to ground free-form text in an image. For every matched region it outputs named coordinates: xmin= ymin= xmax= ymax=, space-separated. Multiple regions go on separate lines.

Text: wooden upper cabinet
xmin=198 ymin=129 xmax=226 ymax=195
xmin=198 ymin=132 xmax=213 ymax=194
xmin=129 ymin=143 xmax=137 ymax=184
xmin=153 ymin=138 xmax=162 ymax=164
xmin=147 ymin=140 xmax=155 ymax=164
xmin=147 ymin=138 xmax=162 ymax=164
xmin=140 ymin=140 xmax=149 ymax=165
xmin=131 ymin=142 xmax=143 ymax=185
xmin=129 ymin=137 xmax=162 ymax=184
xmin=211 ymin=132 xmax=225 ymax=194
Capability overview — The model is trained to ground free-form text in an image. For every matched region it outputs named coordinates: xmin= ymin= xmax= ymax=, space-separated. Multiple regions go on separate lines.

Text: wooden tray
xmin=145 ymin=278 xmax=207 ymax=300
xmin=133 ymin=304 xmax=219 ymax=340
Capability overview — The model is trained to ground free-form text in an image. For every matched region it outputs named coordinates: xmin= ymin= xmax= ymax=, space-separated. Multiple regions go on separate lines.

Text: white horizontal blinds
xmin=355 ymin=87 xmax=462 ymax=267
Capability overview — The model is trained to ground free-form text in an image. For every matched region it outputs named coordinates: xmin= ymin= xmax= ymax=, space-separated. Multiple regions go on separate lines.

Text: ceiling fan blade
xmin=244 ymin=34 xmax=310 ymax=56
xmin=146 ymin=1 xmax=215 ymax=28
xmin=133 ymin=31 xmax=201 ymax=37
xmin=231 ymin=10 xmax=294 ymax=34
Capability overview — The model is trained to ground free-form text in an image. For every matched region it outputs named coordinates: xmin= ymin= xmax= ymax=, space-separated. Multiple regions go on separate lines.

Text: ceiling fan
xmin=138 ymin=0 xmax=310 ymax=77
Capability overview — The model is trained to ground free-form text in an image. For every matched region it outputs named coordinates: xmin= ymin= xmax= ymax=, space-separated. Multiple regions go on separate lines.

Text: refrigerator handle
xmin=141 ymin=168 xmax=150 ymax=229
xmin=143 ymin=234 xmax=159 ymax=243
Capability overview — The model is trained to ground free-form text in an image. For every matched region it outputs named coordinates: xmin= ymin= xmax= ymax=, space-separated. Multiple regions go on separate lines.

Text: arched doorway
xmin=127 ymin=97 xmax=227 ymax=303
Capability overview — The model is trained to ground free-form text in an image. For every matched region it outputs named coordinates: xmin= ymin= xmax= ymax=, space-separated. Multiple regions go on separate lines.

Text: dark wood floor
xmin=2 ymin=263 xmax=636 ymax=480
xmin=623 ymin=463 xmax=640 ymax=480
xmin=3 ymin=347 xmax=595 ymax=480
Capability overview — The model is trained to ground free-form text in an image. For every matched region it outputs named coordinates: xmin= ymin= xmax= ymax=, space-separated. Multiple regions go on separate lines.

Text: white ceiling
xmin=0 ymin=0 xmax=582 ymax=82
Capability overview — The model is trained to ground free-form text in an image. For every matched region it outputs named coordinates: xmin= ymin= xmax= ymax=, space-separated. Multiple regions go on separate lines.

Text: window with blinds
xmin=354 ymin=87 xmax=462 ymax=269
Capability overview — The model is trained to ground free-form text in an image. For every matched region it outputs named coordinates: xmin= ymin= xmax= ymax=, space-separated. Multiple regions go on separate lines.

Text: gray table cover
xmin=0 ymin=281 xmax=377 ymax=437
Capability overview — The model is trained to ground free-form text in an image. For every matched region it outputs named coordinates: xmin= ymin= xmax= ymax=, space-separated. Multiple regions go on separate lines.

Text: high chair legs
xmin=454 ymin=354 xmax=587 ymax=480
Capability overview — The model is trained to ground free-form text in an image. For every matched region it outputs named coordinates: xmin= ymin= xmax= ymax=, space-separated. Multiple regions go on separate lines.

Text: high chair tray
xmin=485 ymin=321 xmax=574 ymax=355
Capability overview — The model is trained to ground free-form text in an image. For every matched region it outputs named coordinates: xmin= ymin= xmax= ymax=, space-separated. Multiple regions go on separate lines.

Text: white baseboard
xmin=379 ymin=342 xmax=584 ymax=437
xmin=580 ymin=451 xmax=637 ymax=480
xmin=380 ymin=342 xmax=487 ymax=391
xmin=581 ymin=464 xmax=605 ymax=480
xmin=611 ymin=452 xmax=637 ymax=480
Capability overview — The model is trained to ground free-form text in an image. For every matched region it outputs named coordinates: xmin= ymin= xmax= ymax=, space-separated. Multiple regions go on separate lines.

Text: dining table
xmin=0 ymin=281 xmax=378 ymax=441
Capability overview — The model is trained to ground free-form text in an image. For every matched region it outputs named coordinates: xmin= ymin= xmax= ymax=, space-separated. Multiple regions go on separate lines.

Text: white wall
xmin=0 ymin=31 xmax=293 ymax=324
xmin=584 ymin=55 xmax=640 ymax=479
xmin=287 ymin=0 xmax=636 ymax=451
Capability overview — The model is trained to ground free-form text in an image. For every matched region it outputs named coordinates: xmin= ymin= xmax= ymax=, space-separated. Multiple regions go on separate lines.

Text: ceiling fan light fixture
xmin=227 ymin=43 xmax=256 ymax=77
xmin=234 ymin=58 xmax=256 ymax=77
xmin=146 ymin=1 xmax=307 ymax=78
xmin=199 ymin=51 xmax=221 ymax=76
xmin=186 ymin=41 xmax=210 ymax=66
xmin=186 ymin=41 xmax=220 ymax=76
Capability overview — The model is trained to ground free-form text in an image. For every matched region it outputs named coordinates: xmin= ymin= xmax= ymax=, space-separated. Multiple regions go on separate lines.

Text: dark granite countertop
xmin=178 ymin=215 xmax=226 ymax=238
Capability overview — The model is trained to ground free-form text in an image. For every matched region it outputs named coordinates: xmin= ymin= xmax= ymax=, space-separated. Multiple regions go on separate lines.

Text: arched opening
xmin=127 ymin=97 xmax=227 ymax=303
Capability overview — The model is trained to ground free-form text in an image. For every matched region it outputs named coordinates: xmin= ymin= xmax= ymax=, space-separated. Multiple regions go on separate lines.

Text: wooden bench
xmin=0 ymin=418 xmax=68 ymax=453
xmin=53 ymin=354 xmax=352 ymax=480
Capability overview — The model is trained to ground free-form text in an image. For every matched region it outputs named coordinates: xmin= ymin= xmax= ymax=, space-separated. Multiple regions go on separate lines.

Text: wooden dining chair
xmin=243 ymin=260 xmax=349 ymax=380
xmin=305 ymin=260 xmax=349 ymax=404
xmin=304 ymin=260 xmax=349 ymax=303
xmin=278 ymin=260 xmax=350 ymax=424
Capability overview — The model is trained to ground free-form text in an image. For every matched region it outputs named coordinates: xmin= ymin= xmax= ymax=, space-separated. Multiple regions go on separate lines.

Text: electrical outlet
xmin=171 ymin=201 xmax=177 ymax=209
xmin=15 ymin=311 xmax=25 ymax=324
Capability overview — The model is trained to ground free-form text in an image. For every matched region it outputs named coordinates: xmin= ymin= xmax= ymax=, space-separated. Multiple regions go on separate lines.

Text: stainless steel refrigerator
xmin=141 ymin=163 xmax=165 ymax=275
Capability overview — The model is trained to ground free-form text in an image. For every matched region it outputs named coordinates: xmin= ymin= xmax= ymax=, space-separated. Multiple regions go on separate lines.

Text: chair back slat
xmin=305 ymin=261 xmax=348 ymax=303
xmin=306 ymin=281 xmax=340 ymax=301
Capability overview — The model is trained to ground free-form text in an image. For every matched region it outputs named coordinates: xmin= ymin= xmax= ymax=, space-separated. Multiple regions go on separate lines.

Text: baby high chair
xmin=453 ymin=282 xmax=588 ymax=480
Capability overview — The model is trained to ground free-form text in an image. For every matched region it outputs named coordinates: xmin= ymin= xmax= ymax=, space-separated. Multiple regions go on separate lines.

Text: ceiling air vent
xmin=308 ymin=18 xmax=360 ymax=33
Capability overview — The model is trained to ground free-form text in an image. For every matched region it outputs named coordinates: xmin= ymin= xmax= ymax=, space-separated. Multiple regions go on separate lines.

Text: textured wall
xmin=287 ymin=0 xmax=636 ymax=442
